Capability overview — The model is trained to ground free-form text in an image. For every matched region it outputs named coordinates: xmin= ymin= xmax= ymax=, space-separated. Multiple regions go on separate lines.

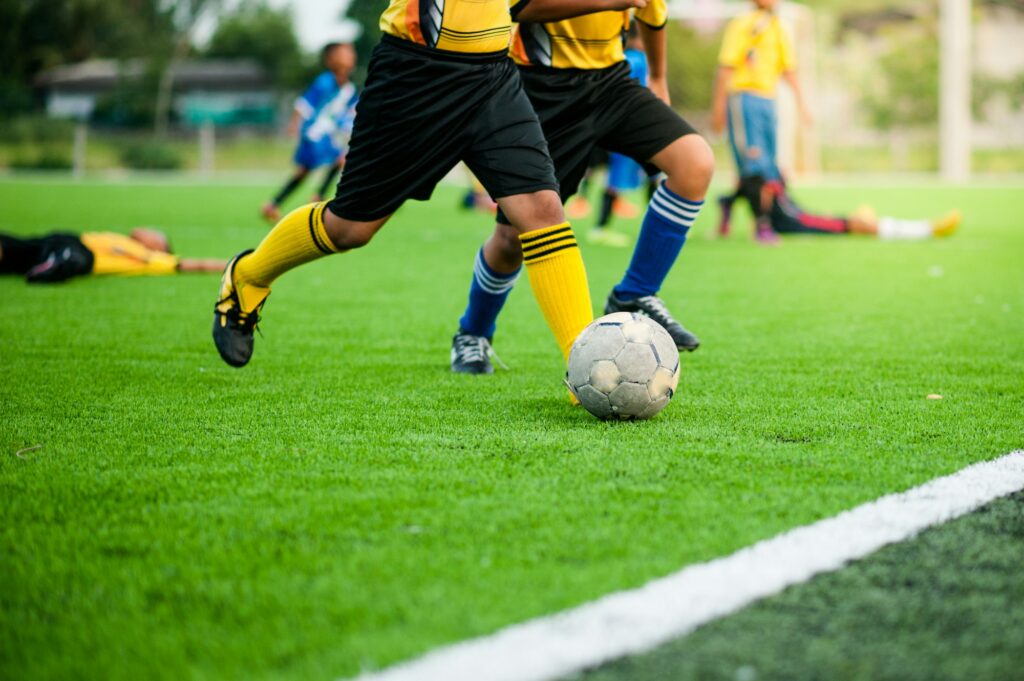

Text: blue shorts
xmin=293 ymin=137 xmax=342 ymax=169
xmin=727 ymin=92 xmax=780 ymax=180
xmin=607 ymin=153 xmax=645 ymax=192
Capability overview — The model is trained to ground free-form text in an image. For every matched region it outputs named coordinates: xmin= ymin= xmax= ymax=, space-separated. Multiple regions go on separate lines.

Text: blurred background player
xmin=711 ymin=0 xmax=812 ymax=243
xmin=451 ymin=0 xmax=716 ymax=375
xmin=0 ymin=228 xmax=225 ymax=283
xmin=461 ymin=169 xmax=498 ymax=214
xmin=741 ymin=181 xmax=962 ymax=239
xmin=260 ymin=42 xmax=358 ymax=223
xmin=590 ymin=26 xmax=660 ymax=248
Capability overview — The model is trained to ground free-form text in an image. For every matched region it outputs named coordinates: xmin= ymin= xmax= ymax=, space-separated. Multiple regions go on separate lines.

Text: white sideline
xmin=352 ymin=451 xmax=1024 ymax=681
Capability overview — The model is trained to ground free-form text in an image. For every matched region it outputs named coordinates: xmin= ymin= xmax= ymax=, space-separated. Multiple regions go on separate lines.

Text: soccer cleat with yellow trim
xmin=212 ymin=250 xmax=270 ymax=368
xmin=932 ymin=209 xmax=962 ymax=238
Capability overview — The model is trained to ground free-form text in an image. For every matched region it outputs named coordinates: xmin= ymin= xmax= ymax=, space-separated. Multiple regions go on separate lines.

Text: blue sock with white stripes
xmin=613 ymin=182 xmax=704 ymax=300
xmin=458 ymin=248 xmax=520 ymax=339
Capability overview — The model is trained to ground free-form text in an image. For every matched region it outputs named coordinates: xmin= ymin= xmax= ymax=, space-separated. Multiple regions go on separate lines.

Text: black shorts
xmin=0 ymin=232 xmax=93 ymax=282
xmin=497 ymin=61 xmax=697 ymax=224
xmin=328 ymin=36 xmax=558 ymax=222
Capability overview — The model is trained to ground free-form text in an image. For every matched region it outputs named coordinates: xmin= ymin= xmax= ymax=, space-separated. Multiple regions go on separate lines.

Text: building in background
xmin=37 ymin=59 xmax=277 ymax=128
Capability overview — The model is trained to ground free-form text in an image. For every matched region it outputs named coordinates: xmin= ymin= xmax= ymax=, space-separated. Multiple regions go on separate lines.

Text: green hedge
xmin=118 ymin=141 xmax=182 ymax=170
xmin=8 ymin=148 xmax=72 ymax=170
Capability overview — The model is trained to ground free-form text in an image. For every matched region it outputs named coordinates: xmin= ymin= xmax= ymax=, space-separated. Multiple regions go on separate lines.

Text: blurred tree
xmin=665 ymin=21 xmax=722 ymax=111
xmin=860 ymin=22 xmax=939 ymax=131
xmin=0 ymin=0 xmax=174 ymax=116
xmin=206 ymin=0 xmax=307 ymax=91
xmin=342 ymin=0 xmax=387 ymax=85
xmin=154 ymin=0 xmax=221 ymax=136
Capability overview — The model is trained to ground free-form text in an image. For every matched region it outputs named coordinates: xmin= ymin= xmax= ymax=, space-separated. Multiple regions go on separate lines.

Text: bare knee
xmin=656 ymin=134 xmax=716 ymax=201
xmin=322 ymin=209 xmax=388 ymax=250
xmin=496 ymin=189 xmax=566 ymax=233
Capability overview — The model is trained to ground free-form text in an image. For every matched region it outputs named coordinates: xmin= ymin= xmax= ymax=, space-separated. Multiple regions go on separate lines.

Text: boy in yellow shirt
xmin=213 ymin=0 xmax=647 ymax=379
xmin=450 ymin=1 xmax=717 ymax=374
xmin=0 ymin=229 xmax=225 ymax=283
xmin=711 ymin=0 xmax=811 ymax=242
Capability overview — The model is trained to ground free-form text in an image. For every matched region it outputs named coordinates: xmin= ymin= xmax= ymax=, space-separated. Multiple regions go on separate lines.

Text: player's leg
xmin=727 ymin=93 xmax=773 ymax=242
xmin=597 ymin=77 xmax=714 ymax=352
xmin=498 ymin=190 xmax=593 ymax=362
xmin=876 ymin=211 xmax=962 ymax=239
xmin=0 ymin=234 xmax=45 ymax=275
xmin=312 ymin=160 xmax=343 ymax=202
xmin=213 ymin=200 xmax=374 ymax=366
xmin=769 ymin=186 xmax=849 ymax=235
xmin=591 ymin=153 xmax=635 ymax=247
xmin=605 ymin=133 xmax=713 ymax=351
xmin=461 ymin=67 xmax=594 ymax=365
xmin=452 ymin=221 xmax=521 ymax=374
xmin=262 ymin=164 xmax=312 ymax=223
xmin=19 ymin=234 xmax=94 ymax=283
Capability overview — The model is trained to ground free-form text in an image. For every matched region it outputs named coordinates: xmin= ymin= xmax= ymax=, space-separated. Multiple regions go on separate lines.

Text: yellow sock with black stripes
xmin=520 ymin=222 xmax=594 ymax=361
xmin=234 ymin=202 xmax=339 ymax=289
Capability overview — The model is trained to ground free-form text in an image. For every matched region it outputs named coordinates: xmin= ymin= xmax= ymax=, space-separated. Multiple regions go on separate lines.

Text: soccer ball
xmin=567 ymin=312 xmax=681 ymax=420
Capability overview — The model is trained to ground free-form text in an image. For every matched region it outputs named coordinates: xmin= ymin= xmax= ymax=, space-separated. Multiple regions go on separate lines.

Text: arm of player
xmin=711 ymin=66 xmax=733 ymax=134
xmin=285 ymin=110 xmax=303 ymax=139
xmin=638 ymin=19 xmax=669 ymax=104
xmin=178 ymin=258 xmax=229 ymax=273
xmin=782 ymin=71 xmax=814 ymax=126
xmin=512 ymin=0 xmax=648 ymax=23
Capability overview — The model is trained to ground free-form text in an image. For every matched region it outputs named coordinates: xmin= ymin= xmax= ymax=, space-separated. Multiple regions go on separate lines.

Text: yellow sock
xmin=235 ymin=202 xmax=339 ymax=288
xmin=520 ymin=223 xmax=594 ymax=361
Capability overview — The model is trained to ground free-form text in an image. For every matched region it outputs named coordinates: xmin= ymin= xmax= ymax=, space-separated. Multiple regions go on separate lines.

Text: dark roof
xmin=37 ymin=59 xmax=270 ymax=91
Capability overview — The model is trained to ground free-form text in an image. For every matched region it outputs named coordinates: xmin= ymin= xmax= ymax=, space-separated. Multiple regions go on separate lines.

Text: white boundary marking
xmin=352 ymin=451 xmax=1024 ymax=681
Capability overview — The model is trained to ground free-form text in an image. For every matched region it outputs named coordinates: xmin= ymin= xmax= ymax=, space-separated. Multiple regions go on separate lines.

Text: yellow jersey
xmin=718 ymin=9 xmax=795 ymax=97
xmin=511 ymin=3 xmax=668 ymax=70
xmin=80 ymin=232 xmax=179 ymax=276
xmin=380 ymin=0 xmax=514 ymax=54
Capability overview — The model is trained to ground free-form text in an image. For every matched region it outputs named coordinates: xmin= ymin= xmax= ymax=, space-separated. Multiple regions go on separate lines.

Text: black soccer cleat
xmin=450 ymin=332 xmax=497 ymax=375
xmin=605 ymin=291 xmax=701 ymax=352
xmin=212 ymin=250 xmax=269 ymax=368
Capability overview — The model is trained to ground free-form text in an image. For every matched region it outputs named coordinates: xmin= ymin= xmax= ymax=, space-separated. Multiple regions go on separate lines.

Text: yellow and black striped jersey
xmin=80 ymin=232 xmax=179 ymax=276
xmin=511 ymin=2 xmax=668 ymax=70
xmin=380 ymin=0 xmax=515 ymax=55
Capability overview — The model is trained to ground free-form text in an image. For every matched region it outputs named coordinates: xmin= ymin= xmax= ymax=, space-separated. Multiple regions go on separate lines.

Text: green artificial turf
xmin=0 ymin=178 xmax=1022 ymax=679
xmin=580 ymin=491 xmax=1024 ymax=681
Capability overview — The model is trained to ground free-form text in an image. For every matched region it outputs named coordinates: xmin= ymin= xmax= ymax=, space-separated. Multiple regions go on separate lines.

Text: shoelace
xmin=217 ymin=294 xmax=264 ymax=333
xmin=454 ymin=335 xmax=508 ymax=370
xmin=635 ymin=296 xmax=680 ymax=328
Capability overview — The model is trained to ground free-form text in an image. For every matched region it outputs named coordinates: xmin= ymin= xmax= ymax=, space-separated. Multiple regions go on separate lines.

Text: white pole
xmin=199 ymin=121 xmax=216 ymax=176
xmin=940 ymin=0 xmax=971 ymax=182
xmin=72 ymin=122 xmax=87 ymax=180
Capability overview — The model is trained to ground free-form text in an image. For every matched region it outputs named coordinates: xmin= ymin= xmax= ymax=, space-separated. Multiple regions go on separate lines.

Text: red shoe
xmin=260 ymin=203 xmax=281 ymax=224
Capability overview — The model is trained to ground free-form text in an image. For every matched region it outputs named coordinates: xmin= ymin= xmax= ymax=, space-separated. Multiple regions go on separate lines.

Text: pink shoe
xmin=755 ymin=224 xmax=780 ymax=246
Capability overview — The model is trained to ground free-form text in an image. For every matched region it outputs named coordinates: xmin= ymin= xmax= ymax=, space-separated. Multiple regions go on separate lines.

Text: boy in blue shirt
xmin=261 ymin=43 xmax=358 ymax=223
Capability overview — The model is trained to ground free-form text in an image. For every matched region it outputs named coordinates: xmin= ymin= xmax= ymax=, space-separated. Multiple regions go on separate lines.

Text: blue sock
xmin=458 ymin=248 xmax=520 ymax=339
xmin=614 ymin=182 xmax=704 ymax=300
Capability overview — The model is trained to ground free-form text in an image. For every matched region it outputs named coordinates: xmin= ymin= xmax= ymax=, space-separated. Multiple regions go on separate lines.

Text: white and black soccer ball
xmin=567 ymin=312 xmax=681 ymax=421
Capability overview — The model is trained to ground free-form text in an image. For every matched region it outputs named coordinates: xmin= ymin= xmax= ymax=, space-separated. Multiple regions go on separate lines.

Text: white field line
xmin=352 ymin=451 xmax=1024 ymax=681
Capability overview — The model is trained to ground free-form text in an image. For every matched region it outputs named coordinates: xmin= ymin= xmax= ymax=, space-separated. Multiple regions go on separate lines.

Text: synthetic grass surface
xmin=580 ymin=490 xmax=1024 ymax=681
xmin=1 ymin=178 xmax=1022 ymax=679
